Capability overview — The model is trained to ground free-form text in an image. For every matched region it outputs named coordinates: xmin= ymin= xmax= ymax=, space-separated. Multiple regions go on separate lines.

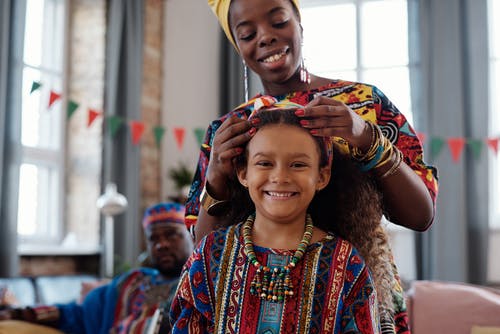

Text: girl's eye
xmin=291 ymin=162 xmax=308 ymax=168
xmin=256 ymin=161 xmax=272 ymax=167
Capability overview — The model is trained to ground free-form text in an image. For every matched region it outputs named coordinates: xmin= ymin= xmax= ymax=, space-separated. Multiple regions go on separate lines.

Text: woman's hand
xmin=206 ymin=115 xmax=254 ymax=199
xmin=297 ymin=96 xmax=372 ymax=151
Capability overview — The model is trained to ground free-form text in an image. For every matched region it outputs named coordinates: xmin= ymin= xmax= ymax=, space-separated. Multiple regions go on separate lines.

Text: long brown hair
xmin=226 ymin=108 xmax=396 ymax=319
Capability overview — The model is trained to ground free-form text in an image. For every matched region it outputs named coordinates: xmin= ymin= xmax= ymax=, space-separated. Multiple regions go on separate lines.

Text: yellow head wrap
xmin=208 ymin=0 xmax=300 ymax=49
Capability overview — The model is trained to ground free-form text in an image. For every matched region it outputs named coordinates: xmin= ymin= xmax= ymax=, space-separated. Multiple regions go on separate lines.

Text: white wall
xmin=162 ymin=0 xmax=220 ymax=198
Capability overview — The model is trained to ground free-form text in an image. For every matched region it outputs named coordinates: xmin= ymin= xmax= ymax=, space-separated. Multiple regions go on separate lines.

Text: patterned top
xmin=185 ymin=80 xmax=438 ymax=232
xmin=170 ymin=223 xmax=380 ymax=334
xmin=57 ymin=268 xmax=178 ymax=334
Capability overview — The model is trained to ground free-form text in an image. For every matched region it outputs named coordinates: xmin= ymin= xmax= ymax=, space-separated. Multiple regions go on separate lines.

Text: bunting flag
xmin=430 ymin=137 xmax=445 ymax=160
xmin=107 ymin=115 xmax=124 ymax=137
xmin=194 ymin=127 xmax=205 ymax=147
xmin=467 ymin=139 xmax=483 ymax=160
xmin=487 ymin=138 xmax=499 ymax=155
xmin=48 ymin=91 xmax=62 ymax=108
xmin=88 ymin=109 xmax=101 ymax=127
xmin=67 ymin=100 xmax=79 ymax=119
xmin=447 ymin=137 xmax=466 ymax=163
xmin=25 ymin=80 xmax=500 ymax=162
xmin=153 ymin=126 xmax=166 ymax=147
xmin=30 ymin=81 xmax=42 ymax=94
xmin=416 ymin=132 xmax=426 ymax=144
xmin=173 ymin=127 xmax=186 ymax=150
xmin=130 ymin=121 xmax=145 ymax=145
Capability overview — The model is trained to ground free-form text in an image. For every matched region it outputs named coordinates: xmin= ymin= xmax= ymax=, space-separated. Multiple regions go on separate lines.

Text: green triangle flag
xmin=107 ymin=116 xmax=123 ymax=137
xmin=430 ymin=137 xmax=445 ymax=160
xmin=153 ymin=126 xmax=166 ymax=147
xmin=30 ymin=81 xmax=42 ymax=94
xmin=467 ymin=139 xmax=483 ymax=160
xmin=194 ymin=128 xmax=205 ymax=147
xmin=67 ymin=100 xmax=79 ymax=119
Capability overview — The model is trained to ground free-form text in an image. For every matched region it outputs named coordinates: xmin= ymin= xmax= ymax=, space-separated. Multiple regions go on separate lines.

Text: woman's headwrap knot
xmin=207 ymin=0 xmax=300 ymax=49
xmin=142 ymin=202 xmax=186 ymax=230
xmin=249 ymin=96 xmax=334 ymax=166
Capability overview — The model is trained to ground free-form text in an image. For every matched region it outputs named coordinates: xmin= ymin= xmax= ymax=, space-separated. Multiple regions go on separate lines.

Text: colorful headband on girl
xmin=249 ymin=96 xmax=334 ymax=166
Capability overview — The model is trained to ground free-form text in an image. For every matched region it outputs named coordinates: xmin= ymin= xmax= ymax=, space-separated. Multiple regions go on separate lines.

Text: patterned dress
xmin=170 ymin=224 xmax=380 ymax=333
xmin=56 ymin=268 xmax=178 ymax=334
xmin=185 ymin=80 xmax=440 ymax=334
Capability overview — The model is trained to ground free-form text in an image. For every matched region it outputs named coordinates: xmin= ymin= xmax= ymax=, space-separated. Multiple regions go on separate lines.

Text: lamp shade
xmin=96 ymin=183 xmax=128 ymax=216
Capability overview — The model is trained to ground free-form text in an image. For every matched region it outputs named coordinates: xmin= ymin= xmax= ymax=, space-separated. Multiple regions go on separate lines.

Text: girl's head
xmin=208 ymin=0 xmax=304 ymax=88
xmin=234 ymin=107 xmax=331 ymax=225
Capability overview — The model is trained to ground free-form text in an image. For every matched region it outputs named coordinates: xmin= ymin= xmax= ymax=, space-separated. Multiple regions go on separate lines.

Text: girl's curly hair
xmin=225 ymin=108 xmax=396 ymax=319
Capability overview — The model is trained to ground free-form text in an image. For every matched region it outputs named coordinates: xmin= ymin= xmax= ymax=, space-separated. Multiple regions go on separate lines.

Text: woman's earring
xmin=243 ymin=60 xmax=249 ymax=102
xmin=300 ymin=57 xmax=311 ymax=84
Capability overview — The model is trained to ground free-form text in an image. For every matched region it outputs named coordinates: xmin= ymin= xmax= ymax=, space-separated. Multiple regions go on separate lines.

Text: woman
xmin=172 ymin=104 xmax=384 ymax=333
xmin=185 ymin=0 xmax=438 ymax=332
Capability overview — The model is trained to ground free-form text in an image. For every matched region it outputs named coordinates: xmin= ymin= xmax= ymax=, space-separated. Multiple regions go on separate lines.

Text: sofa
xmin=406 ymin=280 xmax=500 ymax=334
xmin=0 ymin=275 xmax=98 ymax=307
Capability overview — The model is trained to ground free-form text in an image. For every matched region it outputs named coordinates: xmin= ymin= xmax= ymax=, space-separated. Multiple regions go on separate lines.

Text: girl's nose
xmin=271 ymin=166 xmax=290 ymax=183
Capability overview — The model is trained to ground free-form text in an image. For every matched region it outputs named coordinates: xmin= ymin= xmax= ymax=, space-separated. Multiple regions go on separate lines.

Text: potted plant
xmin=168 ymin=162 xmax=193 ymax=202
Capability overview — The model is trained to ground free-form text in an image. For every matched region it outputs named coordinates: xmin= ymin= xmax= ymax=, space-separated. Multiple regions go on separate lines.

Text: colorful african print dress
xmin=170 ymin=224 xmax=380 ymax=334
xmin=185 ymin=80 xmax=439 ymax=334
xmin=56 ymin=268 xmax=178 ymax=334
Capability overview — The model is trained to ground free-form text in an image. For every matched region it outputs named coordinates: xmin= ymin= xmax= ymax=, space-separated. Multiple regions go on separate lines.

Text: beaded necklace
xmin=243 ymin=213 xmax=314 ymax=303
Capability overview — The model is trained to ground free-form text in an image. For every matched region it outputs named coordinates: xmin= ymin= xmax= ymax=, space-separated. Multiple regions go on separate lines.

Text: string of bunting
xmin=29 ymin=81 xmax=499 ymax=162
xmin=29 ymin=81 xmax=207 ymax=150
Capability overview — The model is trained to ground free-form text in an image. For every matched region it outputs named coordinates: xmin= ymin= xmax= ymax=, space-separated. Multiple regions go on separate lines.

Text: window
xmin=301 ymin=0 xmax=412 ymax=125
xmin=16 ymin=0 xmax=68 ymax=245
xmin=489 ymin=0 xmax=500 ymax=229
xmin=300 ymin=0 xmax=415 ymax=280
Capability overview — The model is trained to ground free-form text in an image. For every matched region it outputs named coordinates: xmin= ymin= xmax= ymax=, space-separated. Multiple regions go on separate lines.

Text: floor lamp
xmin=96 ymin=183 xmax=128 ymax=278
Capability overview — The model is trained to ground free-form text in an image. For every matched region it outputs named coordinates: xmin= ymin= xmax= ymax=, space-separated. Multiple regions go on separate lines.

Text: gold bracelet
xmin=200 ymin=184 xmax=230 ymax=216
xmin=379 ymin=148 xmax=404 ymax=179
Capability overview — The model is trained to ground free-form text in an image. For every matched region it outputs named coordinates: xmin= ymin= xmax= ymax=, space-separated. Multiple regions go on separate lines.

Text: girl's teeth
xmin=268 ymin=192 xmax=292 ymax=197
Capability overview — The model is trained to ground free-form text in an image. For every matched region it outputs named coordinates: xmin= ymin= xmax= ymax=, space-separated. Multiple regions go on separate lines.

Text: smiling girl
xmin=171 ymin=101 xmax=386 ymax=333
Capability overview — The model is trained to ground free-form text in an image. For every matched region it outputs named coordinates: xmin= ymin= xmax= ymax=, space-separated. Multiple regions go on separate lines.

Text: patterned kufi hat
xmin=207 ymin=0 xmax=300 ymax=49
xmin=142 ymin=202 xmax=185 ymax=230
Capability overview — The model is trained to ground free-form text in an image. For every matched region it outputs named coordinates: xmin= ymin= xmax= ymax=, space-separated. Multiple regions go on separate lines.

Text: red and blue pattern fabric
xmin=170 ymin=224 xmax=380 ymax=333
xmin=184 ymin=80 xmax=433 ymax=333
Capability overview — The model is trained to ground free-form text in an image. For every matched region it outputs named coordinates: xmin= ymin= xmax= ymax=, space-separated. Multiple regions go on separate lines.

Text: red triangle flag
xmin=447 ymin=137 xmax=466 ymax=163
xmin=130 ymin=121 xmax=145 ymax=145
xmin=173 ymin=127 xmax=186 ymax=150
xmin=88 ymin=109 xmax=101 ymax=127
xmin=48 ymin=91 xmax=62 ymax=108
xmin=486 ymin=137 xmax=499 ymax=155
xmin=416 ymin=132 xmax=426 ymax=144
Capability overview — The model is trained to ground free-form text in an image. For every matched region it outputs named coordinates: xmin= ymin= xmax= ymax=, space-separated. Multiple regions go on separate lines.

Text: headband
xmin=207 ymin=0 xmax=300 ymax=49
xmin=142 ymin=202 xmax=186 ymax=230
xmin=249 ymin=96 xmax=333 ymax=165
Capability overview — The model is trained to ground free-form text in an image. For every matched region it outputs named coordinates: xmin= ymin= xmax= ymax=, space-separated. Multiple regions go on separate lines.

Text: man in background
xmin=0 ymin=202 xmax=193 ymax=334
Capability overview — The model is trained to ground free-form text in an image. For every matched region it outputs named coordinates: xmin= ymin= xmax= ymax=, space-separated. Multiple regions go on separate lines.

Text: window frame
xmin=15 ymin=0 xmax=69 ymax=247
xmin=488 ymin=0 xmax=500 ymax=230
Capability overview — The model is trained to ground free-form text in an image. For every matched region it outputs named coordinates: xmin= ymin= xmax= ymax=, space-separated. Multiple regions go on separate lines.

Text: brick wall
xmin=140 ymin=0 xmax=164 ymax=213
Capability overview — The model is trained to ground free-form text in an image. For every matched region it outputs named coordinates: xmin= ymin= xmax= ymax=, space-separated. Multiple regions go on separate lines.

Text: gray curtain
xmin=103 ymin=0 xmax=144 ymax=271
xmin=0 ymin=0 xmax=24 ymax=277
xmin=409 ymin=0 xmax=490 ymax=284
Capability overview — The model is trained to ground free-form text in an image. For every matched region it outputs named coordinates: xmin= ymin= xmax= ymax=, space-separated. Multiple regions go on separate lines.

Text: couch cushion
xmin=0 ymin=278 xmax=36 ymax=306
xmin=35 ymin=275 xmax=98 ymax=305
xmin=409 ymin=280 xmax=500 ymax=334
